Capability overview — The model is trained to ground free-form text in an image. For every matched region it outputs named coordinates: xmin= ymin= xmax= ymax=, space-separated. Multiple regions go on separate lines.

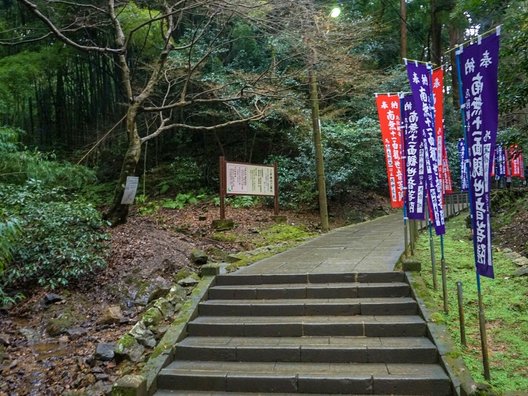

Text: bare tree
xmin=7 ymin=0 xmax=271 ymax=225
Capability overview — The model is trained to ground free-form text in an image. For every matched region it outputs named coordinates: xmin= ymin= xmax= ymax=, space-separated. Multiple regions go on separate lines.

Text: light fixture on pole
xmin=330 ymin=6 xmax=341 ymax=18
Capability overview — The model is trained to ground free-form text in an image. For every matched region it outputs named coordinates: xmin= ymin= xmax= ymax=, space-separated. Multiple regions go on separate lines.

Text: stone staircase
xmin=155 ymin=272 xmax=453 ymax=395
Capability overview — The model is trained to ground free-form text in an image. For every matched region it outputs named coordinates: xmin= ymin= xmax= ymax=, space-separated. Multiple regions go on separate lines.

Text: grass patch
xmin=413 ymin=213 xmax=528 ymax=393
xmin=225 ymin=224 xmax=317 ymax=272
xmin=257 ymin=224 xmax=315 ymax=246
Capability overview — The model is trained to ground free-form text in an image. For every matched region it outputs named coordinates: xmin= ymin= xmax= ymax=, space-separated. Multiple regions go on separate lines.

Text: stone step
xmin=187 ymin=315 xmax=426 ymax=337
xmin=174 ymin=336 xmax=438 ymax=364
xmin=199 ymin=297 xmax=418 ymax=316
xmin=207 ymin=282 xmax=410 ymax=300
xmin=157 ymin=361 xmax=452 ymax=395
xmin=155 ymin=391 xmax=409 ymax=396
xmin=214 ymin=272 xmax=405 ymax=286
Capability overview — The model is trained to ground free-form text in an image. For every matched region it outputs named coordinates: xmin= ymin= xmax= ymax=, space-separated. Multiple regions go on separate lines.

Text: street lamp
xmin=330 ymin=7 xmax=341 ymax=18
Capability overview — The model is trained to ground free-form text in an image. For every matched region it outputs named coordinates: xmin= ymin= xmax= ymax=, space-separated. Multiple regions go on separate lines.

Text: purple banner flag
xmin=401 ymin=94 xmax=425 ymax=220
xmin=458 ymin=139 xmax=469 ymax=190
xmin=456 ymin=30 xmax=500 ymax=279
xmin=405 ymin=60 xmax=445 ymax=235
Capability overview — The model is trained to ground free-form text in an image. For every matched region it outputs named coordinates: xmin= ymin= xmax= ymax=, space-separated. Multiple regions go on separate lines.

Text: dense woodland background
xmin=1 ymin=0 xmax=528 ymax=299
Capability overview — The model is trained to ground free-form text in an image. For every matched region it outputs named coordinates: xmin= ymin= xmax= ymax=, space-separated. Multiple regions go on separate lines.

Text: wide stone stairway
xmin=155 ymin=271 xmax=453 ymax=395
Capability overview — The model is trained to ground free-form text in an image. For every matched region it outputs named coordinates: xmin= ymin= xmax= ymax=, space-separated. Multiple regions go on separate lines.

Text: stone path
xmin=237 ymin=213 xmax=404 ymax=275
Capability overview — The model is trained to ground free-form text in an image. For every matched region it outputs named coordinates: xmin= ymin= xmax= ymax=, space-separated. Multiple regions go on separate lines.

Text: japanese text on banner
xmin=376 ymin=94 xmax=404 ymax=208
xmin=457 ymin=30 xmax=500 ymax=279
xmin=401 ymin=94 xmax=425 ymax=220
xmin=405 ymin=61 xmax=445 ymax=235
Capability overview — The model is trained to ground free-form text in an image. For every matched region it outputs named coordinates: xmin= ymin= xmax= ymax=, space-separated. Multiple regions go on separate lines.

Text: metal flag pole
xmin=403 ymin=202 xmax=409 ymax=257
xmin=428 ymin=216 xmax=438 ymax=290
xmin=455 ymin=45 xmax=491 ymax=381
xmin=440 ymin=234 xmax=448 ymax=313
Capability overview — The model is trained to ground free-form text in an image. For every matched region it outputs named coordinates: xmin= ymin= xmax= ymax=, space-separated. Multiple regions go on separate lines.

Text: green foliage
xmin=0 ymin=213 xmax=20 ymax=275
xmin=413 ymin=214 xmax=528 ymax=392
xmin=162 ymin=193 xmax=205 ymax=210
xmin=269 ymin=117 xmax=387 ymax=209
xmin=0 ymin=126 xmax=96 ymax=189
xmin=0 ymin=181 xmax=108 ymax=290
xmin=117 ymin=3 xmax=163 ymax=60
xmin=0 ymin=127 xmax=108 ymax=296
xmin=145 ymin=158 xmax=204 ymax=197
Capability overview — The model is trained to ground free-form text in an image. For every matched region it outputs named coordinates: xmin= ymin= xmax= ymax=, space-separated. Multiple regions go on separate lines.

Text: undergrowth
xmin=412 ymin=213 xmax=528 ymax=393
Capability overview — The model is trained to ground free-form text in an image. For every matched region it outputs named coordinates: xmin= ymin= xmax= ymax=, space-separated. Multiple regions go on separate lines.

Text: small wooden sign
xmin=121 ymin=176 xmax=139 ymax=205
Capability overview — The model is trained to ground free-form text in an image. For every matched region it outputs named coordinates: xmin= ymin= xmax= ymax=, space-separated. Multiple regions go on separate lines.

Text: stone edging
xmin=405 ymin=271 xmax=478 ymax=396
xmin=111 ymin=268 xmax=219 ymax=396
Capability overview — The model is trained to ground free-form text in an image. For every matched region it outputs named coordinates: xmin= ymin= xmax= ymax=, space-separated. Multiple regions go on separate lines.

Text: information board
xmin=225 ymin=162 xmax=275 ymax=196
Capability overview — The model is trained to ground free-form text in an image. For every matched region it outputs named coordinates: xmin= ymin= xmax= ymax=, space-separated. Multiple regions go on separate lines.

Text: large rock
xmin=153 ymin=298 xmax=174 ymax=319
xmin=42 ymin=293 xmax=64 ymax=306
xmin=97 ymin=305 xmax=124 ymax=325
xmin=190 ymin=249 xmax=208 ymax=265
xmin=165 ymin=285 xmax=187 ymax=305
xmin=514 ymin=267 xmax=528 ymax=277
xmin=111 ymin=374 xmax=146 ymax=396
xmin=95 ymin=342 xmax=116 ymax=361
xmin=133 ymin=277 xmax=172 ymax=306
xmin=142 ymin=307 xmax=163 ymax=328
xmin=129 ymin=321 xmax=156 ymax=348
xmin=115 ymin=334 xmax=145 ymax=363
xmin=513 ymin=257 xmax=528 ymax=267
xmin=46 ymin=311 xmax=75 ymax=337
xmin=177 ymin=276 xmax=199 ymax=287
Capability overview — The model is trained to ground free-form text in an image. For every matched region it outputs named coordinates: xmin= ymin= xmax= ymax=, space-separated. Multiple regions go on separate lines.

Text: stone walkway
xmin=237 ymin=213 xmax=404 ymax=275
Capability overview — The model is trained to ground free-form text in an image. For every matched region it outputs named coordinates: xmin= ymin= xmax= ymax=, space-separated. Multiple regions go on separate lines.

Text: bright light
xmin=330 ymin=7 xmax=341 ymax=18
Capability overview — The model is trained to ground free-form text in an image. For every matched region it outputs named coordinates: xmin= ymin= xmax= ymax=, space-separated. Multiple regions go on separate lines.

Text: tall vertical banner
xmin=376 ymin=94 xmax=404 ymax=208
xmin=456 ymin=30 xmax=500 ymax=279
xmin=432 ymin=68 xmax=445 ymax=197
xmin=401 ymin=94 xmax=426 ymax=220
xmin=509 ymin=146 xmax=524 ymax=178
xmin=442 ymin=145 xmax=454 ymax=193
xmin=432 ymin=67 xmax=454 ymax=195
xmin=405 ymin=61 xmax=445 ymax=235
xmin=458 ymin=139 xmax=469 ymax=190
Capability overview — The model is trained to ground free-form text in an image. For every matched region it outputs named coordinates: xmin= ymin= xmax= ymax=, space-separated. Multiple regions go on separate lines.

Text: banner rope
xmin=444 ymin=25 xmax=501 ymax=55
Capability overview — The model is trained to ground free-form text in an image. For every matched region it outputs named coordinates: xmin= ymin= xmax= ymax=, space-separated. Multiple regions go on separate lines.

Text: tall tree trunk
xmin=400 ymin=0 xmax=407 ymax=60
xmin=431 ymin=0 xmax=442 ymax=66
xmin=105 ymin=106 xmax=142 ymax=225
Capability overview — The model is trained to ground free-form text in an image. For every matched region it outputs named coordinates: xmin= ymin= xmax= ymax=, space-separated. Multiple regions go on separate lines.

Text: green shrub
xmin=0 ymin=126 xmax=96 ymax=189
xmin=0 ymin=181 xmax=108 ymax=290
xmin=268 ymin=117 xmax=387 ymax=209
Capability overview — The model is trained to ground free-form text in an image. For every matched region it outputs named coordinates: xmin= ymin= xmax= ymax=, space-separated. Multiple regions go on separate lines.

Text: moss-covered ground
xmin=412 ymin=213 xmax=528 ymax=393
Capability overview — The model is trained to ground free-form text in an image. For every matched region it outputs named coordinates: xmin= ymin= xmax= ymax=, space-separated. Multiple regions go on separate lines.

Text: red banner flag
xmin=432 ymin=68 xmax=444 ymax=196
xmin=442 ymin=143 xmax=453 ymax=193
xmin=510 ymin=146 xmax=523 ymax=177
xmin=376 ymin=94 xmax=404 ymax=208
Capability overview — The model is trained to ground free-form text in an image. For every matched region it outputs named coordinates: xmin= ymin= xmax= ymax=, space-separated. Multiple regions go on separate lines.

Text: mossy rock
xmin=111 ymin=374 xmax=146 ymax=396
xmin=46 ymin=311 xmax=75 ymax=337
xmin=190 ymin=249 xmax=208 ymax=265
xmin=153 ymin=298 xmax=174 ymax=319
xmin=115 ymin=334 xmax=145 ymax=363
xmin=142 ymin=307 xmax=163 ymax=327
xmin=165 ymin=285 xmax=187 ymax=305
xmin=211 ymin=219 xmax=235 ymax=231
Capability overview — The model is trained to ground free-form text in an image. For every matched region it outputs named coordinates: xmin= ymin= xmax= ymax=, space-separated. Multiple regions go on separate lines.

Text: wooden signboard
xmin=219 ymin=157 xmax=279 ymax=219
